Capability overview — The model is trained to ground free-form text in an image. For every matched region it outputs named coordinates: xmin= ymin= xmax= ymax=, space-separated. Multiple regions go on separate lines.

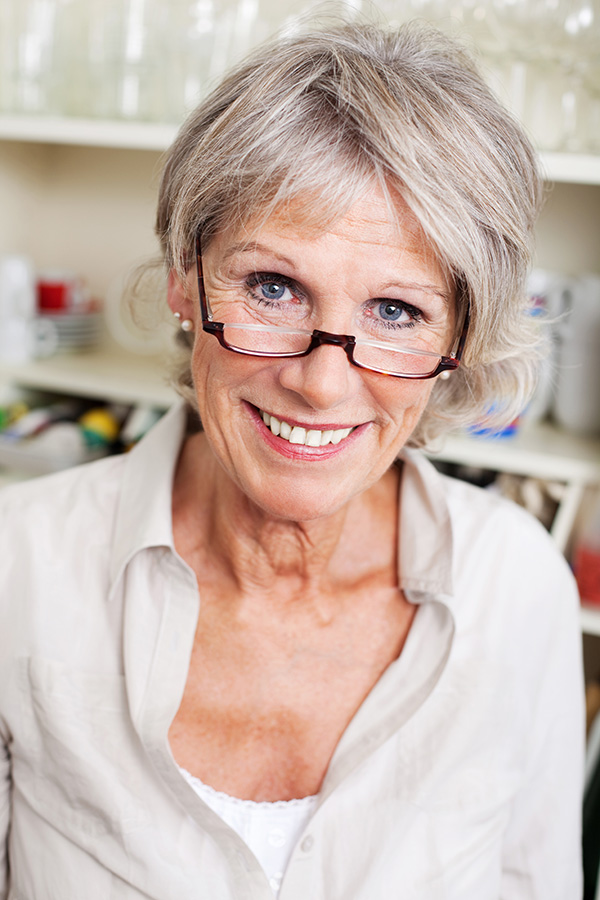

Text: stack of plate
xmin=38 ymin=305 xmax=103 ymax=352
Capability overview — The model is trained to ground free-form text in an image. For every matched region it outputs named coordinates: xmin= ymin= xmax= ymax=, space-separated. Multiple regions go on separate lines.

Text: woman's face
xmin=171 ymin=185 xmax=455 ymax=522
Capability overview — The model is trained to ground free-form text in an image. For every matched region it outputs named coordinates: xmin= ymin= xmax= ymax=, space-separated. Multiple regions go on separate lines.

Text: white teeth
xmin=289 ymin=426 xmax=306 ymax=444
xmin=261 ymin=410 xmax=354 ymax=447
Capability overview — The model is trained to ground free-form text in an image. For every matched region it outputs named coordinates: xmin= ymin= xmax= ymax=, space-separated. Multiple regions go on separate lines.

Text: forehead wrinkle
xmin=379 ymin=279 xmax=451 ymax=304
xmin=214 ymin=191 xmax=453 ymax=306
xmin=220 ymin=241 xmax=296 ymax=269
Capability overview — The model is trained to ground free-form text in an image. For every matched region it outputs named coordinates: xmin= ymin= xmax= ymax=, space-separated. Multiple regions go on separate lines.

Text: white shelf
xmin=0 ymin=114 xmax=599 ymax=184
xmin=0 ymin=114 xmax=178 ymax=151
xmin=431 ymin=421 xmax=600 ymax=484
xmin=0 ymin=345 xmax=177 ymax=409
xmin=539 ymin=152 xmax=600 ymax=186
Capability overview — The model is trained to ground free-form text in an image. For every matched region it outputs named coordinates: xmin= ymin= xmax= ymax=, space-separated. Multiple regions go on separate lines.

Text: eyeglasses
xmin=195 ymin=236 xmax=469 ymax=379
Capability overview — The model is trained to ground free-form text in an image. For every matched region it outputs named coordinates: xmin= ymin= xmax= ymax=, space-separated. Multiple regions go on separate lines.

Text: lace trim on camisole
xmin=178 ymin=766 xmax=318 ymax=897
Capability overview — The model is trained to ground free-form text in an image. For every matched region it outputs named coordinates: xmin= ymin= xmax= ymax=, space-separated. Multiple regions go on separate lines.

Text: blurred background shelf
xmin=432 ymin=423 xmax=600 ymax=484
xmin=430 ymin=425 xmax=600 ymax=567
xmin=0 ymin=345 xmax=176 ymax=408
xmin=1 ymin=114 xmax=598 ymax=183
xmin=0 ymin=114 xmax=177 ymax=151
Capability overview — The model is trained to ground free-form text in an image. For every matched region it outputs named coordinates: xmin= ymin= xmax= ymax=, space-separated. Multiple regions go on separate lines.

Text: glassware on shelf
xmin=49 ymin=0 xmax=94 ymax=118
xmin=165 ymin=0 xmax=216 ymax=122
xmin=0 ymin=0 xmax=598 ymax=152
xmin=0 ymin=0 xmax=17 ymax=113
xmin=85 ymin=0 xmax=126 ymax=120
xmin=2 ymin=0 xmax=59 ymax=116
xmin=115 ymin=0 xmax=170 ymax=121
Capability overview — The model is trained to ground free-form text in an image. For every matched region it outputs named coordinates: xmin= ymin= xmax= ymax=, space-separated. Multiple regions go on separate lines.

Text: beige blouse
xmin=0 ymin=403 xmax=585 ymax=899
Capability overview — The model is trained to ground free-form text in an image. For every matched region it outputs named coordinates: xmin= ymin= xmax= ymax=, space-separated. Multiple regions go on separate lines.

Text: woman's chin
xmin=239 ymin=475 xmax=357 ymax=524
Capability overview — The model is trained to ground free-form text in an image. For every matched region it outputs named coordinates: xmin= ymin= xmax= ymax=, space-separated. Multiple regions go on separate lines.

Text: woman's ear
xmin=167 ymin=269 xmax=196 ymax=325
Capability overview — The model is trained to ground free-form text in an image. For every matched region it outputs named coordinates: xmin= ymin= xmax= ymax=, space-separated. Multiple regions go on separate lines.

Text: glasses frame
xmin=194 ymin=236 xmax=469 ymax=379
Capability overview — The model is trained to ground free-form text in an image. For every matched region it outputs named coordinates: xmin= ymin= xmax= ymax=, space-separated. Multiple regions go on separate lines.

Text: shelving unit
xmin=430 ymin=423 xmax=600 ymax=550
xmin=1 ymin=114 xmax=600 ymax=185
xmin=0 ymin=344 xmax=176 ymax=408
xmin=0 ymin=114 xmax=177 ymax=151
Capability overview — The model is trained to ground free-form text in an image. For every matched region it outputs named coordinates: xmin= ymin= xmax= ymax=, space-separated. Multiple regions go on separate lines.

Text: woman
xmin=0 ymin=20 xmax=584 ymax=900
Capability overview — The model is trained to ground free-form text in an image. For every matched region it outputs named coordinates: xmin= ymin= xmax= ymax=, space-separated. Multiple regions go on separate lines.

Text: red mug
xmin=37 ymin=272 xmax=88 ymax=311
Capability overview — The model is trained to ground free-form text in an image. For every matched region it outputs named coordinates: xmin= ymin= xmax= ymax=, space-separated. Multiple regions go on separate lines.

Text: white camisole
xmin=179 ymin=767 xmax=318 ymax=897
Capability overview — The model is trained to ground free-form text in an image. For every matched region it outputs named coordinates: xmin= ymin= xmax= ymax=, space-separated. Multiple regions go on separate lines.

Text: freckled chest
xmin=168 ymin=581 xmax=416 ymax=801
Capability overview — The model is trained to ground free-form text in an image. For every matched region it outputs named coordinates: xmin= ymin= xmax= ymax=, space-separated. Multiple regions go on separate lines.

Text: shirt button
xmin=269 ymin=872 xmax=283 ymax=891
xmin=268 ymin=827 xmax=286 ymax=848
xmin=300 ymin=835 xmax=314 ymax=853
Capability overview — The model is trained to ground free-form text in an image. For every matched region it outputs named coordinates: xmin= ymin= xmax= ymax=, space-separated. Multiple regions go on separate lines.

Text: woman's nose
xmin=277 ymin=343 xmax=359 ymax=410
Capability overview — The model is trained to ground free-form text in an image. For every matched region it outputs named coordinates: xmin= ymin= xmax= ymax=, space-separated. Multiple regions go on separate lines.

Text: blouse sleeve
xmin=500 ymin=560 xmax=585 ymax=899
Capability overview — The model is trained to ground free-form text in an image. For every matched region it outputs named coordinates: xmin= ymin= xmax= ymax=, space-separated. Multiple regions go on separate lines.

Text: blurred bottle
xmin=166 ymin=0 xmax=217 ymax=122
xmin=49 ymin=0 xmax=93 ymax=117
xmin=0 ymin=255 xmax=57 ymax=363
xmin=0 ymin=0 xmax=18 ymax=112
xmin=575 ymin=495 xmax=600 ymax=606
xmin=85 ymin=0 xmax=128 ymax=119
xmin=5 ymin=0 xmax=59 ymax=115
xmin=553 ymin=275 xmax=600 ymax=436
xmin=522 ymin=269 xmax=569 ymax=425
xmin=116 ymin=0 xmax=170 ymax=121
xmin=85 ymin=0 xmax=170 ymax=121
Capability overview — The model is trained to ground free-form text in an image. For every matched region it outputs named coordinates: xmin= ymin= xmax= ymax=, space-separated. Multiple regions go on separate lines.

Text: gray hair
xmin=155 ymin=20 xmax=544 ymax=446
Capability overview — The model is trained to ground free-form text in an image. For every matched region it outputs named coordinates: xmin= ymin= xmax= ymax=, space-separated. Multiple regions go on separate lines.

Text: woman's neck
xmin=171 ymin=432 xmax=400 ymax=616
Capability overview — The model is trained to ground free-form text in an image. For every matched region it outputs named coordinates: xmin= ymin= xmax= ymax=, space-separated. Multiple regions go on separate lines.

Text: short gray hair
xmin=156 ymin=20 xmax=544 ymax=446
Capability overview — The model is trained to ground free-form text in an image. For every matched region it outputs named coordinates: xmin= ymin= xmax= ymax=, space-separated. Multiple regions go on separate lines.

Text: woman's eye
xmin=259 ymin=281 xmax=292 ymax=302
xmin=375 ymin=300 xmax=421 ymax=326
xmin=246 ymin=273 xmax=297 ymax=305
xmin=379 ymin=301 xmax=405 ymax=322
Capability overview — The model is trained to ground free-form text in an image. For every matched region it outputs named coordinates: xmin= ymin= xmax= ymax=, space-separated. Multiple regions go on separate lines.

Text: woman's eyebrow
xmin=222 ymin=242 xmax=451 ymax=304
xmin=221 ymin=241 xmax=296 ymax=270
xmin=379 ymin=280 xmax=452 ymax=304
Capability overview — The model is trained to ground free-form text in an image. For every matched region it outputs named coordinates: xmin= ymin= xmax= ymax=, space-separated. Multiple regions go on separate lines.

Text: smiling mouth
xmin=259 ymin=409 xmax=356 ymax=447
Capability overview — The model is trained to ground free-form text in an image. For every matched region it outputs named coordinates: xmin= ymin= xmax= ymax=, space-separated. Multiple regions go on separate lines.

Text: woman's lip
xmin=247 ymin=402 xmax=362 ymax=431
xmin=245 ymin=402 xmax=367 ymax=459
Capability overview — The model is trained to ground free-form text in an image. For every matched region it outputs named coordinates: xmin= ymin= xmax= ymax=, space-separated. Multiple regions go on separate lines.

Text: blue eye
xmin=378 ymin=301 xmax=405 ymax=322
xmin=260 ymin=282 xmax=288 ymax=301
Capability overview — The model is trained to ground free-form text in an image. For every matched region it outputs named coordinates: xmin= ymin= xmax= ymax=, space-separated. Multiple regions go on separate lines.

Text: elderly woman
xmin=0 ymin=20 xmax=584 ymax=900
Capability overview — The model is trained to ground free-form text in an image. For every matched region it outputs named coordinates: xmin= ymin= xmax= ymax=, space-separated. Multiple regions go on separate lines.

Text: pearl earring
xmin=173 ymin=312 xmax=181 ymax=320
xmin=180 ymin=318 xmax=194 ymax=332
xmin=439 ymin=371 xmax=451 ymax=380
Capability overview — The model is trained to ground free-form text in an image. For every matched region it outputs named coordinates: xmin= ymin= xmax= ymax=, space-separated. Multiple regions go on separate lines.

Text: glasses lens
xmin=220 ymin=324 xmax=443 ymax=376
xmin=222 ymin=323 xmax=311 ymax=355
xmin=353 ymin=341 xmax=442 ymax=376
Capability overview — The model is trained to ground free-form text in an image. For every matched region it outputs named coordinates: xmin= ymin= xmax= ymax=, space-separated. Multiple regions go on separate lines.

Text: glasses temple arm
xmin=195 ymin=235 xmax=213 ymax=323
xmin=453 ymin=303 xmax=470 ymax=361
